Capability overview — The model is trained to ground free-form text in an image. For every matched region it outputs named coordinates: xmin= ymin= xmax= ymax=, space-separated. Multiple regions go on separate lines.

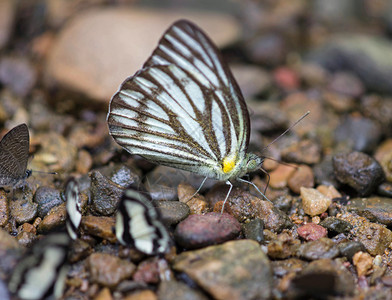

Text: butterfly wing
xmin=65 ymin=178 xmax=82 ymax=240
xmin=108 ymin=20 xmax=250 ymax=181
xmin=116 ymin=186 xmax=170 ymax=255
xmin=0 ymin=124 xmax=30 ymax=186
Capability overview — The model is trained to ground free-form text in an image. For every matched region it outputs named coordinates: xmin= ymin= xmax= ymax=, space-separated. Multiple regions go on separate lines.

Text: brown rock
xmin=269 ymin=164 xmax=296 ymax=189
xmin=94 ymin=287 xmax=112 ymax=300
xmin=76 ymin=149 xmax=93 ymax=174
xmin=297 ymin=223 xmax=327 ymax=241
xmin=301 ymin=187 xmax=332 ymax=217
xmin=288 ymin=165 xmax=314 ymax=194
xmin=81 ymin=215 xmax=117 ymax=243
xmin=123 ymin=290 xmax=157 ymax=300
xmin=177 ymin=183 xmax=209 ymax=214
xmin=46 ymin=8 xmax=240 ymax=102
xmin=316 ymin=185 xmax=341 ymax=199
xmin=37 ymin=203 xmax=67 ymax=233
xmin=353 ymin=251 xmax=373 ymax=277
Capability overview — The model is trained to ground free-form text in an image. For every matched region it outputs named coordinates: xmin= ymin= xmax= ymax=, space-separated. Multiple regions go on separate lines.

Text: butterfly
xmin=107 ymin=19 xmax=268 ymax=209
xmin=116 ymin=184 xmax=170 ymax=255
xmin=65 ymin=178 xmax=82 ymax=240
xmin=8 ymin=232 xmax=70 ymax=300
xmin=0 ymin=124 xmax=32 ymax=189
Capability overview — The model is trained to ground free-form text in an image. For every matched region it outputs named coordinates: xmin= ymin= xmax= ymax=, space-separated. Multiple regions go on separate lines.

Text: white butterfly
xmin=107 ymin=20 xmax=267 ymax=208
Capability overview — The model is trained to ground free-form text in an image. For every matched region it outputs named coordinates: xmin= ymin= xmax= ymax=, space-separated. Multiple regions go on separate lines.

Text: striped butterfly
xmin=107 ymin=19 xmax=267 ymax=208
xmin=116 ymin=184 xmax=170 ymax=255
xmin=65 ymin=178 xmax=82 ymax=240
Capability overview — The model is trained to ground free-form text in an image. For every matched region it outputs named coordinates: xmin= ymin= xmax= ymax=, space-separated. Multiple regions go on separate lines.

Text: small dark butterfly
xmin=116 ymin=185 xmax=170 ymax=255
xmin=0 ymin=124 xmax=32 ymax=189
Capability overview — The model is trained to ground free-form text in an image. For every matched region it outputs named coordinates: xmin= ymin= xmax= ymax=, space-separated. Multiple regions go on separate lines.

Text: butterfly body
xmin=108 ymin=20 xmax=265 ymax=188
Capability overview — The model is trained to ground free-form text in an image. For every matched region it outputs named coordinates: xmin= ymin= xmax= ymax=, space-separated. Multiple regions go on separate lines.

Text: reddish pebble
xmin=297 ymin=223 xmax=327 ymax=241
xmin=273 ymin=67 xmax=299 ymax=90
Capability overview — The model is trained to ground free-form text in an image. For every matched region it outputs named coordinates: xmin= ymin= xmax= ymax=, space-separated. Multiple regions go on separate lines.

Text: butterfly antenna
xmin=261 ymin=111 xmax=310 ymax=152
xmin=262 ymin=156 xmax=299 ymax=169
xmin=31 ymin=170 xmax=58 ymax=175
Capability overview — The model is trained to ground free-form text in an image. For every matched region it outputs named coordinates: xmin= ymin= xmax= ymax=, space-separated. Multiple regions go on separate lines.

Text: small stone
xmin=174 ymin=213 xmax=241 ymax=250
xmin=267 ymin=233 xmax=301 ymax=260
xmin=34 ymin=186 xmax=64 ymax=218
xmin=76 ymin=149 xmax=93 ymax=174
xmin=242 ymin=218 xmax=264 ymax=243
xmin=154 ymin=200 xmax=190 ymax=226
xmin=316 ymin=185 xmax=341 ymax=199
xmin=273 ymin=67 xmax=299 ymax=90
xmin=297 ymin=238 xmax=339 ymax=260
xmin=328 ymin=72 xmax=364 ymax=98
xmin=16 ymin=231 xmax=36 ymax=247
xmin=0 ymin=190 xmax=8 ymax=226
xmin=177 ymin=183 xmax=209 ymax=215
xmin=81 ymin=216 xmax=116 ymax=243
xmin=378 ymin=182 xmax=392 ymax=197
xmin=37 ymin=203 xmax=67 ymax=233
xmin=333 ymin=151 xmax=385 ymax=196
xmin=319 ymin=217 xmax=353 ymax=235
xmin=87 ymin=253 xmax=135 ymax=288
xmin=172 ymin=240 xmax=272 ymax=300
xmin=9 ymin=198 xmax=38 ymax=224
xmin=110 ymin=165 xmax=141 ymax=189
xmin=353 ymin=251 xmax=373 ymax=277
xmin=313 ymin=155 xmax=339 ymax=187
xmin=157 ymin=280 xmax=208 ymax=300
xmin=133 ymin=258 xmax=160 ymax=284
xmin=323 ymin=92 xmax=356 ymax=113
xmin=90 ymin=170 xmax=124 ymax=216
xmin=337 ymin=241 xmax=366 ymax=262
xmin=287 ymin=165 xmax=314 ymax=194
xmin=68 ymin=238 xmax=92 ymax=263
xmin=123 ymin=290 xmax=157 ymax=300
xmin=94 ymin=288 xmax=112 ymax=300
xmin=374 ymin=139 xmax=392 ymax=182
xmin=281 ymin=139 xmax=322 ymax=165
xmin=300 ymin=187 xmax=332 ymax=217
xmin=297 ymin=223 xmax=327 ymax=241
xmin=269 ymin=164 xmax=296 ymax=189
xmin=347 ymin=197 xmax=392 ymax=226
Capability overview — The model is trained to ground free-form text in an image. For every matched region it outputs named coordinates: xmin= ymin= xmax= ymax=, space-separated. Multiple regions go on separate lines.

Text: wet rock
xmin=334 ymin=116 xmax=381 ymax=153
xmin=272 ymin=258 xmax=307 ymax=277
xmin=281 ymin=139 xmax=322 ymax=165
xmin=154 ymin=200 xmax=190 ymax=227
xmin=81 ymin=216 xmax=117 ymax=243
xmin=177 ymin=183 xmax=209 ymax=215
xmin=339 ymin=212 xmax=392 ymax=255
xmin=110 ymin=165 xmax=141 ymax=189
xmin=333 ymin=151 xmax=385 ymax=196
xmin=374 ymin=139 xmax=392 ymax=182
xmin=287 ymin=165 xmax=314 ymax=194
xmin=174 ymin=213 xmax=241 ymax=250
xmin=157 ymin=280 xmax=208 ymax=300
xmin=0 ymin=190 xmax=8 ymax=226
xmin=337 ymin=241 xmax=366 ymax=262
xmin=9 ymin=198 xmax=38 ymax=224
xmin=319 ymin=217 xmax=353 ymax=236
xmin=34 ymin=186 xmax=64 ymax=218
xmin=353 ymin=251 xmax=373 ymax=277
xmin=230 ymin=64 xmax=271 ymax=98
xmin=378 ymin=182 xmax=392 ymax=197
xmin=87 ymin=253 xmax=135 ymax=288
xmin=297 ymin=238 xmax=339 ymax=260
xmin=173 ymin=240 xmax=272 ymax=300
xmin=0 ymin=56 xmax=36 ymax=97
xmin=301 ymin=187 xmax=332 ymax=217
xmin=290 ymin=259 xmax=355 ymax=298
xmin=46 ymin=7 xmax=240 ymax=102
xmin=297 ymin=223 xmax=327 ymax=241
xmin=267 ymin=233 xmax=301 ymax=260
xmin=308 ymin=34 xmax=392 ymax=94
xmin=37 ymin=203 xmax=67 ymax=233
xmin=313 ymin=155 xmax=339 ymax=187
xmin=361 ymin=96 xmax=392 ymax=136
xmin=68 ymin=239 xmax=92 ymax=263
xmin=347 ymin=197 xmax=392 ymax=226
xmin=90 ymin=170 xmax=124 ymax=216
xmin=242 ymin=218 xmax=264 ymax=243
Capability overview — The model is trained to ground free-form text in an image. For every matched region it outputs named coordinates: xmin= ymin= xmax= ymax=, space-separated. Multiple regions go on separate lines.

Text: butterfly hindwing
xmin=65 ymin=178 xmax=82 ymax=240
xmin=116 ymin=186 xmax=170 ymax=255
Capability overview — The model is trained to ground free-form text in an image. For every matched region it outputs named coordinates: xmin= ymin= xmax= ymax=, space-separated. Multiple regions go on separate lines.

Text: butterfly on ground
xmin=107 ymin=19 xmax=274 ymax=208
xmin=116 ymin=184 xmax=170 ymax=255
xmin=0 ymin=124 xmax=32 ymax=189
xmin=64 ymin=178 xmax=82 ymax=240
xmin=8 ymin=232 xmax=70 ymax=300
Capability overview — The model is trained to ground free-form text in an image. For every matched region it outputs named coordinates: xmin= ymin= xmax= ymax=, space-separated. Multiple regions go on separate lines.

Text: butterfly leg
xmin=237 ymin=178 xmax=272 ymax=203
xmin=220 ymin=180 xmax=233 ymax=215
xmin=184 ymin=176 xmax=208 ymax=203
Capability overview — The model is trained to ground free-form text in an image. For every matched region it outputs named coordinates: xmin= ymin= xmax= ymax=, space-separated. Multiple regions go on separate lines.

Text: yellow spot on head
xmin=222 ymin=155 xmax=236 ymax=173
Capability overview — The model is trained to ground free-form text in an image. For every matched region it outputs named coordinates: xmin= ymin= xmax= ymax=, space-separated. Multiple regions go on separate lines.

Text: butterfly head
xmin=244 ymin=153 xmax=264 ymax=174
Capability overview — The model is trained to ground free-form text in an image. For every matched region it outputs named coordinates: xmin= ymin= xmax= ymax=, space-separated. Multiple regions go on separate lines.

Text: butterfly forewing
xmin=108 ymin=20 xmax=251 ymax=181
xmin=0 ymin=124 xmax=30 ymax=187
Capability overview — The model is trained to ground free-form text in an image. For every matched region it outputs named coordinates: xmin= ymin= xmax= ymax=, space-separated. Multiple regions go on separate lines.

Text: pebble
xmin=273 ymin=67 xmax=300 ymax=91
xmin=0 ymin=0 xmax=14 ymax=49
xmin=9 ymin=197 xmax=38 ymax=224
xmin=378 ymin=182 xmax=392 ymax=197
xmin=0 ymin=56 xmax=36 ymax=97
xmin=177 ymin=183 xmax=209 ymax=215
xmin=339 ymin=212 xmax=392 ymax=255
xmin=353 ymin=251 xmax=373 ymax=277
xmin=319 ymin=217 xmax=353 ymax=235
xmin=87 ymin=253 xmax=135 ymax=288
xmin=110 ymin=165 xmax=141 ymax=189
xmin=347 ymin=197 xmax=392 ymax=226
xmin=154 ymin=200 xmax=190 ymax=227
xmin=334 ymin=116 xmax=382 ymax=153
xmin=172 ymin=240 xmax=272 ymax=300
xmin=90 ymin=170 xmax=124 ymax=216
xmin=316 ymin=185 xmax=341 ymax=199
xmin=300 ymin=187 xmax=332 ymax=217
xmin=76 ymin=149 xmax=93 ymax=174
xmin=267 ymin=233 xmax=301 ymax=260
xmin=34 ymin=186 xmax=64 ymax=218
xmin=174 ymin=213 xmax=241 ymax=250
xmin=94 ymin=288 xmax=112 ymax=300
xmin=374 ymin=138 xmax=392 ymax=182
xmin=0 ymin=190 xmax=8 ymax=226
xmin=16 ymin=231 xmax=36 ymax=247
xmin=123 ymin=290 xmax=157 ymax=300
xmin=313 ymin=155 xmax=339 ymax=187
xmin=337 ymin=241 xmax=366 ymax=262
xmin=272 ymin=258 xmax=307 ymax=278
xmin=37 ymin=203 xmax=67 ymax=233
xmin=230 ymin=64 xmax=271 ymax=98
xmin=68 ymin=239 xmax=92 ymax=263
xmin=287 ymin=165 xmax=314 ymax=194
xmin=360 ymin=96 xmax=392 ymax=137
xmin=68 ymin=121 xmax=108 ymax=149
xmin=81 ymin=216 xmax=117 ymax=243
xmin=46 ymin=7 xmax=240 ymax=102
xmin=328 ymin=72 xmax=364 ymax=98
xmin=281 ymin=139 xmax=322 ymax=165
xmin=269 ymin=164 xmax=296 ymax=189
xmin=297 ymin=238 xmax=339 ymax=260
xmin=242 ymin=218 xmax=264 ymax=243
xmin=324 ymin=91 xmax=356 ymax=113
xmin=333 ymin=151 xmax=385 ymax=196
xmin=297 ymin=223 xmax=327 ymax=241
xmin=157 ymin=280 xmax=208 ymax=300
xmin=247 ymin=101 xmax=288 ymax=133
